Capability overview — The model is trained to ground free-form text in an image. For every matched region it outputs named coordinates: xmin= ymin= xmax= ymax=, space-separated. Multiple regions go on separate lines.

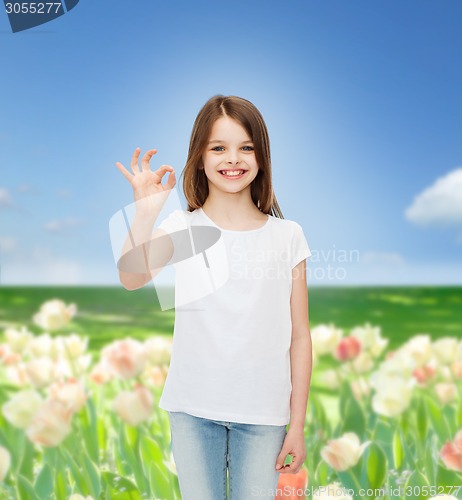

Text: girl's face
xmin=202 ymin=115 xmax=259 ymax=195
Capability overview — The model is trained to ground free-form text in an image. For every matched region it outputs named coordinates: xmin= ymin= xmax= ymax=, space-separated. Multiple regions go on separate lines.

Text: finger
xmin=276 ymin=451 xmax=288 ymax=470
xmin=131 ymin=147 xmax=141 ymax=174
xmin=164 ymin=170 xmax=176 ymax=190
xmin=153 ymin=164 xmax=175 ymax=182
xmin=279 ymin=457 xmax=303 ymax=474
xmin=141 ymin=148 xmax=158 ymax=171
xmin=115 ymin=161 xmax=133 ymax=183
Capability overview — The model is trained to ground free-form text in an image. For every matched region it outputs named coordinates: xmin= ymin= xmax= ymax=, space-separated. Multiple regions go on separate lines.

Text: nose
xmin=226 ymin=149 xmax=241 ymax=165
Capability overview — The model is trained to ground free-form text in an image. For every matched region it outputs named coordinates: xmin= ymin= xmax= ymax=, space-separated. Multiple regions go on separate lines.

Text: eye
xmin=242 ymin=146 xmax=254 ymax=151
xmin=211 ymin=146 xmax=224 ymax=152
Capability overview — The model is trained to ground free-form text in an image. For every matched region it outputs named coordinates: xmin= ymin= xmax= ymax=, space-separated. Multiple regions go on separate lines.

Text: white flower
xmin=432 ymin=337 xmax=460 ymax=366
xmin=350 ymin=323 xmax=388 ymax=358
xmin=435 ymin=383 xmax=458 ymax=405
xmin=313 ymin=482 xmax=354 ymax=499
xmin=351 ymin=378 xmax=371 ymax=401
xmin=4 ymin=326 xmax=33 ymax=354
xmin=2 ymin=389 xmax=44 ymax=429
xmin=320 ymin=432 xmax=370 ymax=471
xmin=144 ymin=335 xmax=173 ymax=365
xmin=401 ymin=334 xmax=433 ymax=367
xmin=440 ymin=365 xmax=454 ymax=382
xmin=0 ymin=445 xmax=11 ymax=482
xmin=143 ymin=364 xmax=169 ymax=387
xmin=385 ymin=350 xmax=417 ymax=378
xmin=58 ymin=333 xmax=89 ymax=359
xmin=319 ymin=369 xmax=342 ymax=390
xmin=24 ymin=357 xmax=56 ymax=388
xmin=352 ymin=351 xmax=374 ymax=373
xmin=75 ymin=353 xmax=93 ymax=372
xmin=457 ymin=341 xmax=462 ymax=361
xmin=371 ymin=376 xmax=415 ymax=417
xmin=5 ymin=362 xmax=29 ymax=386
xmin=53 ymin=353 xmax=93 ymax=380
xmin=28 ymin=333 xmax=54 ymax=358
xmin=33 ymin=299 xmax=77 ymax=331
xmin=429 ymin=496 xmax=459 ymax=500
xmin=311 ymin=324 xmax=343 ymax=356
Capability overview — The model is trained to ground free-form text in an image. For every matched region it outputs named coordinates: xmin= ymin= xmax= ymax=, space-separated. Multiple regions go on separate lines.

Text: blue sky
xmin=0 ymin=0 xmax=461 ymax=286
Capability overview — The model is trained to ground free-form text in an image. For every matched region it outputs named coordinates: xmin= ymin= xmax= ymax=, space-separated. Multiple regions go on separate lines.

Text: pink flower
xmin=440 ymin=429 xmax=462 ymax=472
xmin=101 ymin=338 xmax=146 ymax=380
xmin=89 ymin=359 xmax=115 ymax=385
xmin=0 ymin=344 xmax=21 ymax=365
xmin=112 ymin=385 xmax=154 ymax=426
xmin=334 ymin=337 xmax=361 ymax=361
xmin=26 ymin=399 xmax=73 ymax=447
xmin=47 ymin=378 xmax=88 ymax=413
xmin=412 ymin=364 xmax=436 ymax=385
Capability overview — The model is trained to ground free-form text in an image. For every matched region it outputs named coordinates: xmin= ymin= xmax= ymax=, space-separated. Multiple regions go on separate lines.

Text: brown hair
xmin=179 ymin=94 xmax=284 ymax=218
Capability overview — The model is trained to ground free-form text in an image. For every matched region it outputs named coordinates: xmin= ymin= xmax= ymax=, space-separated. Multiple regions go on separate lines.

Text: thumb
xmin=275 ymin=448 xmax=288 ymax=470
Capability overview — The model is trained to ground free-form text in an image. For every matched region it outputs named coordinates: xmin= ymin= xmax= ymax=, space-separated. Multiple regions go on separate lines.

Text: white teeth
xmin=220 ymin=170 xmax=244 ymax=176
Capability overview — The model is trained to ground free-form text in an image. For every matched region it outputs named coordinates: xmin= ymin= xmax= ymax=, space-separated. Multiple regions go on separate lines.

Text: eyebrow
xmin=208 ymin=139 xmax=254 ymax=144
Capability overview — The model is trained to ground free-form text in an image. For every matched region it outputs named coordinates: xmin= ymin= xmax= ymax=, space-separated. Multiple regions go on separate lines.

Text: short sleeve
xmin=156 ymin=209 xmax=189 ymax=235
xmin=291 ymin=222 xmax=312 ymax=269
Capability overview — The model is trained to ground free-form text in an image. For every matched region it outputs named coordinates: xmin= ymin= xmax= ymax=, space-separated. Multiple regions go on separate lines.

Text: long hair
xmin=180 ymin=94 xmax=284 ymax=218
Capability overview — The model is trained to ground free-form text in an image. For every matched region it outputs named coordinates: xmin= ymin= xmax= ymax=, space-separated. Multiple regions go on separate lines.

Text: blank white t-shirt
xmin=156 ymin=207 xmax=311 ymax=426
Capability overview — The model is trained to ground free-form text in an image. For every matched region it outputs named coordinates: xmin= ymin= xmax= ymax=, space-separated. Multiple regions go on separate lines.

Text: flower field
xmin=0 ymin=286 xmax=461 ymax=499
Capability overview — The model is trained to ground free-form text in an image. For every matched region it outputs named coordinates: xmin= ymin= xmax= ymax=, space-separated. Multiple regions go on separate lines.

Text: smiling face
xmin=201 ymin=115 xmax=260 ymax=195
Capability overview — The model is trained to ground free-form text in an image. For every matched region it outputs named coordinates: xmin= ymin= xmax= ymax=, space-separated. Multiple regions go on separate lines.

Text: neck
xmin=202 ymin=188 xmax=261 ymax=220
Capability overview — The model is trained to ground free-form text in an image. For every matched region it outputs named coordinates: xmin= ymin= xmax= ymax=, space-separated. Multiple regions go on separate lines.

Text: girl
xmin=115 ymin=95 xmax=313 ymax=499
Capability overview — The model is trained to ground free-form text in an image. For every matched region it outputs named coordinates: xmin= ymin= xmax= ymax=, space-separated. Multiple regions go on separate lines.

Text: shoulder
xmin=157 ymin=208 xmax=195 ymax=233
xmin=269 ymin=216 xmax=303 ymax=235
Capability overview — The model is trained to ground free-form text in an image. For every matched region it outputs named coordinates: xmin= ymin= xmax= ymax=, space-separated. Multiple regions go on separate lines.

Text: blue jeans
xmin=168 ymin=411 xmax=287 ymax=499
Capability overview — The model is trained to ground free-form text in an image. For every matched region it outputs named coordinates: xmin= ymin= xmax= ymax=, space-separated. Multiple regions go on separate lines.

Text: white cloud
xmin=1 ymin=245 xmax=83 ymax=285
xmin=0 ymin=188 xmax=13 ymax=208
xmin=341 ymin=261 xmax=462 ymax=285
xmin=17 ymin=184 xmax=39 ymax=194
xmin=361 ymin=251 xmax=406 ymax=266
xmin=3 ymin=259 xmax=83 ymax=285
xmin=56 ymin=189 xmax=72 ymax=198
xmin=405 ymin=167 xmax=462 ymax=227
xmin=0 ymin=237 xmax=17 ymax=253
xmin=43 ymin=217 xmax=82 ymax=233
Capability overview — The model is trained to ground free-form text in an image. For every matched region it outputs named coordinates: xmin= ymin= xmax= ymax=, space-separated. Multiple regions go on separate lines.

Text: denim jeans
xmin=168 ymin=411 xmax=287 ymax=500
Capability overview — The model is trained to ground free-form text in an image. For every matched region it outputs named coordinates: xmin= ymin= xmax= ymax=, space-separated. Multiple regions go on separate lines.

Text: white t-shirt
xmin=156 ymin=207 xmax=311 ymax=426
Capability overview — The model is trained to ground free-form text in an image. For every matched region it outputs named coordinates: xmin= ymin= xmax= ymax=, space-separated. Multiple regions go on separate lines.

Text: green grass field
xmin=0 ymin=285 xmax=461 ymax=498
xmin=0 ymin=285 xmax=460 ymax=352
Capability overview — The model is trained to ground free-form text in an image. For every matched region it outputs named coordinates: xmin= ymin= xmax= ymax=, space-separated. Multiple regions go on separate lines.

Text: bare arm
xmin=118 ymin=217 xmax=173 ymax=291
xmin=288 ymin=259 xmax=312 ymax=433
xmin=115 ymin=147 xmax=176 ymax=291
xmin=275 ymin=259 xmax=312 ymax=474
